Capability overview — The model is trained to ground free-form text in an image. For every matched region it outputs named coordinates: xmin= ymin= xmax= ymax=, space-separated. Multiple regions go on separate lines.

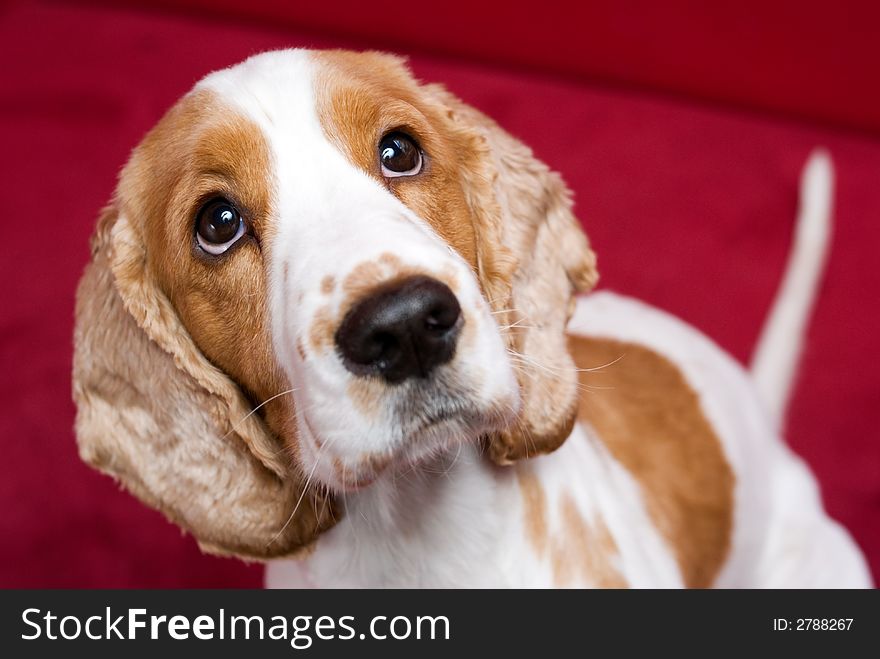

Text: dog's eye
xmin=379 ymin=132 xmax=423 ymax=178
xmin=195 ymin=198 xmax=246 ymax=255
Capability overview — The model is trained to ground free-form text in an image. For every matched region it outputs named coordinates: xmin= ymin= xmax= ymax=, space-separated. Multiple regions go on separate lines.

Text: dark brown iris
xmin=378 ymin=132 xmax=422 ymax=176
xmin=196 ymin=198 xmax=242 ymax=246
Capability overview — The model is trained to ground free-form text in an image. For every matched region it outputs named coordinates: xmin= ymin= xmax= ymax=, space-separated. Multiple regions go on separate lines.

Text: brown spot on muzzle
xmin=309 ymin=305 xmax=337 ymax=353
xmin=309 ymin=253 xmax=462 ymax=356
xmin=320 ymin=274 xmax=336 ymax=295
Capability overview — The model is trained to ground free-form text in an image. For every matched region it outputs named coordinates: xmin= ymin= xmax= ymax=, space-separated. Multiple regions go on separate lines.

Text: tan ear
xmin=425 ymin=85 xmax=598 ymax=464
xmin=73 ymin=206 xmax=337 ymax=559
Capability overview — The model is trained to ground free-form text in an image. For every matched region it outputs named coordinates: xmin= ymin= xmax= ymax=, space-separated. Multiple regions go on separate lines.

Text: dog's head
xmin=73 ymin=49 xmax=598 ymax=559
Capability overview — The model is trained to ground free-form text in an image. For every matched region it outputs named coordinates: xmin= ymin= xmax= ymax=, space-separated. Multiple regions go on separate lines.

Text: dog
xmin=73 ymin=49 xmax=872 ymax=587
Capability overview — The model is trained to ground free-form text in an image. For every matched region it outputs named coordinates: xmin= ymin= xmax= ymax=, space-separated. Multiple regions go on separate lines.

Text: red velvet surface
xmin=74 ymin=0 xmax=880 ymax=134
xmin=2 ymin=1 xmax=878 ymax=587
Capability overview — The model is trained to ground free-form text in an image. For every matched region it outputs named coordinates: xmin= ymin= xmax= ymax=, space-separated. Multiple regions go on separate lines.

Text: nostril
xmin=370 ymin=332 xmax=401 ymax=368
xmin=358 ymin=332 xmax=395 ymax=364
xmin=424 ymin=301 xmax=460 ymax=332
xmin=334 ymin=275 xmax=462 ymax=383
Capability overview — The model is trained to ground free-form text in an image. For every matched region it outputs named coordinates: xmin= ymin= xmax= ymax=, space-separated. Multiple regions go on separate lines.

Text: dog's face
xmin=73 ymin=50 xmax=597 ymax=558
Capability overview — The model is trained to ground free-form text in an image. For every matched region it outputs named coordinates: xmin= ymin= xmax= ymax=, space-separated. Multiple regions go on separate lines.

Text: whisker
xmin=507 ymin=347 xmax=626 ymax=374
xmin=267 ymin=435 xmax=335 ymax=547
xmin=497 ymin=321 xmax=538 ymax=331
xmin=224 ymin=387 xmax=299 ymax=439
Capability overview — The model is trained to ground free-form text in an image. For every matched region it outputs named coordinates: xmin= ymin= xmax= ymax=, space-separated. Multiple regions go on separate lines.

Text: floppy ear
xmin=73 ymin=206 xmax=337 ymax=559
xmin=425 ymin=85 xmax=599 ymax=464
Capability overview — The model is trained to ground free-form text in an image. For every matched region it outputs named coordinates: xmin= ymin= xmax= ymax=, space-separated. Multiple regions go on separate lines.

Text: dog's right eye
xmin=196 ymin=198 xmax=246 ymax=255
xmin=379 ymin=132 xmax=423 ymax=178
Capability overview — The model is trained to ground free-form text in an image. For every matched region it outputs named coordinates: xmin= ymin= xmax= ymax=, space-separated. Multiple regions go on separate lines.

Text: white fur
xmin=751 ymin=149 xmax=834 ymax=430
xmin=197 ymin=50 xmax=869 ymax=588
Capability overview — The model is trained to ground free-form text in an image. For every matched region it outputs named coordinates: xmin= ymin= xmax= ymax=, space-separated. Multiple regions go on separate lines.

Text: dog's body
xmin=73 ymin=49 xmax=871 ymax=588
xmin=267 ymin=292 xmax=870 ymax=588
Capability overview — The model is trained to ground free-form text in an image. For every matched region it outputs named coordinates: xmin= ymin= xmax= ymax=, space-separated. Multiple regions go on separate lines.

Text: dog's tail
xmin=750 ymin=149 xmax=834 ymax=431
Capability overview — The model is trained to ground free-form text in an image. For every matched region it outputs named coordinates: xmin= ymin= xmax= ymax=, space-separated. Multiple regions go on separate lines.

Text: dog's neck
xmin=265 ymin=419 xmax=696 ymax=589
xmin=269 ymin=443 xmax=517 ymax=588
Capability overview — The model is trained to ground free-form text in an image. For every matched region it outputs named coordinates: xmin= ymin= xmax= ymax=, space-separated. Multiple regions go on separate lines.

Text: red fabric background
xmin=1 ymin=1 xmax=878 ymax=587
xmin=78 ymin=0 xmax=880 ymax=134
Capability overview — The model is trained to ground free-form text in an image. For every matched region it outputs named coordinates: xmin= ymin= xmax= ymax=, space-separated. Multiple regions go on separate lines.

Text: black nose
xmin=335 ymin=275 xmax=462 ymax=383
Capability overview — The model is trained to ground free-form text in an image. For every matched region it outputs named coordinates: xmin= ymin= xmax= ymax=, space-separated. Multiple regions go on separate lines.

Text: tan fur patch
xmin=320 ymin=274 xmax=336 ymax=295
xmin=309 ymin=305 xmax=337 ymax=352
xmin=377 ymin=252 xmax=401 ymax=268
xmin=570 ymin=336 xmax=735 ymax=588
xmin=517 ymin=470 xmax=548 ymax=556
xmin=342 ymin=259 xmax=390 ymax=302
xmin=551 ymin=494 xmax=628 ymax=588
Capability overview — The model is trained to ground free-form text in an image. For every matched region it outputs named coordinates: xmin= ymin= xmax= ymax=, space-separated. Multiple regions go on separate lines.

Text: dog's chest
xmin=266 ymin=432 xmax=692 ymax=588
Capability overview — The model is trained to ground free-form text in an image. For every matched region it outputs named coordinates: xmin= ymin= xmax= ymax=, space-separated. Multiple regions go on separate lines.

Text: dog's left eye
xmin=195 ymin=198 xmax=247 ymax=255
xmin=379 ymin=132 xmax=423 ymax=178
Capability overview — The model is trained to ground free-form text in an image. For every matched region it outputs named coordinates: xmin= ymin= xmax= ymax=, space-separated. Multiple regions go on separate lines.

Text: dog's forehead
xmin=191 ymin=50 xmax=417 ymax=238
xmin=193 ymin=49 xmax=406 ymax=151
xmin=197 ymin=50 xmax=320 ymax=136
